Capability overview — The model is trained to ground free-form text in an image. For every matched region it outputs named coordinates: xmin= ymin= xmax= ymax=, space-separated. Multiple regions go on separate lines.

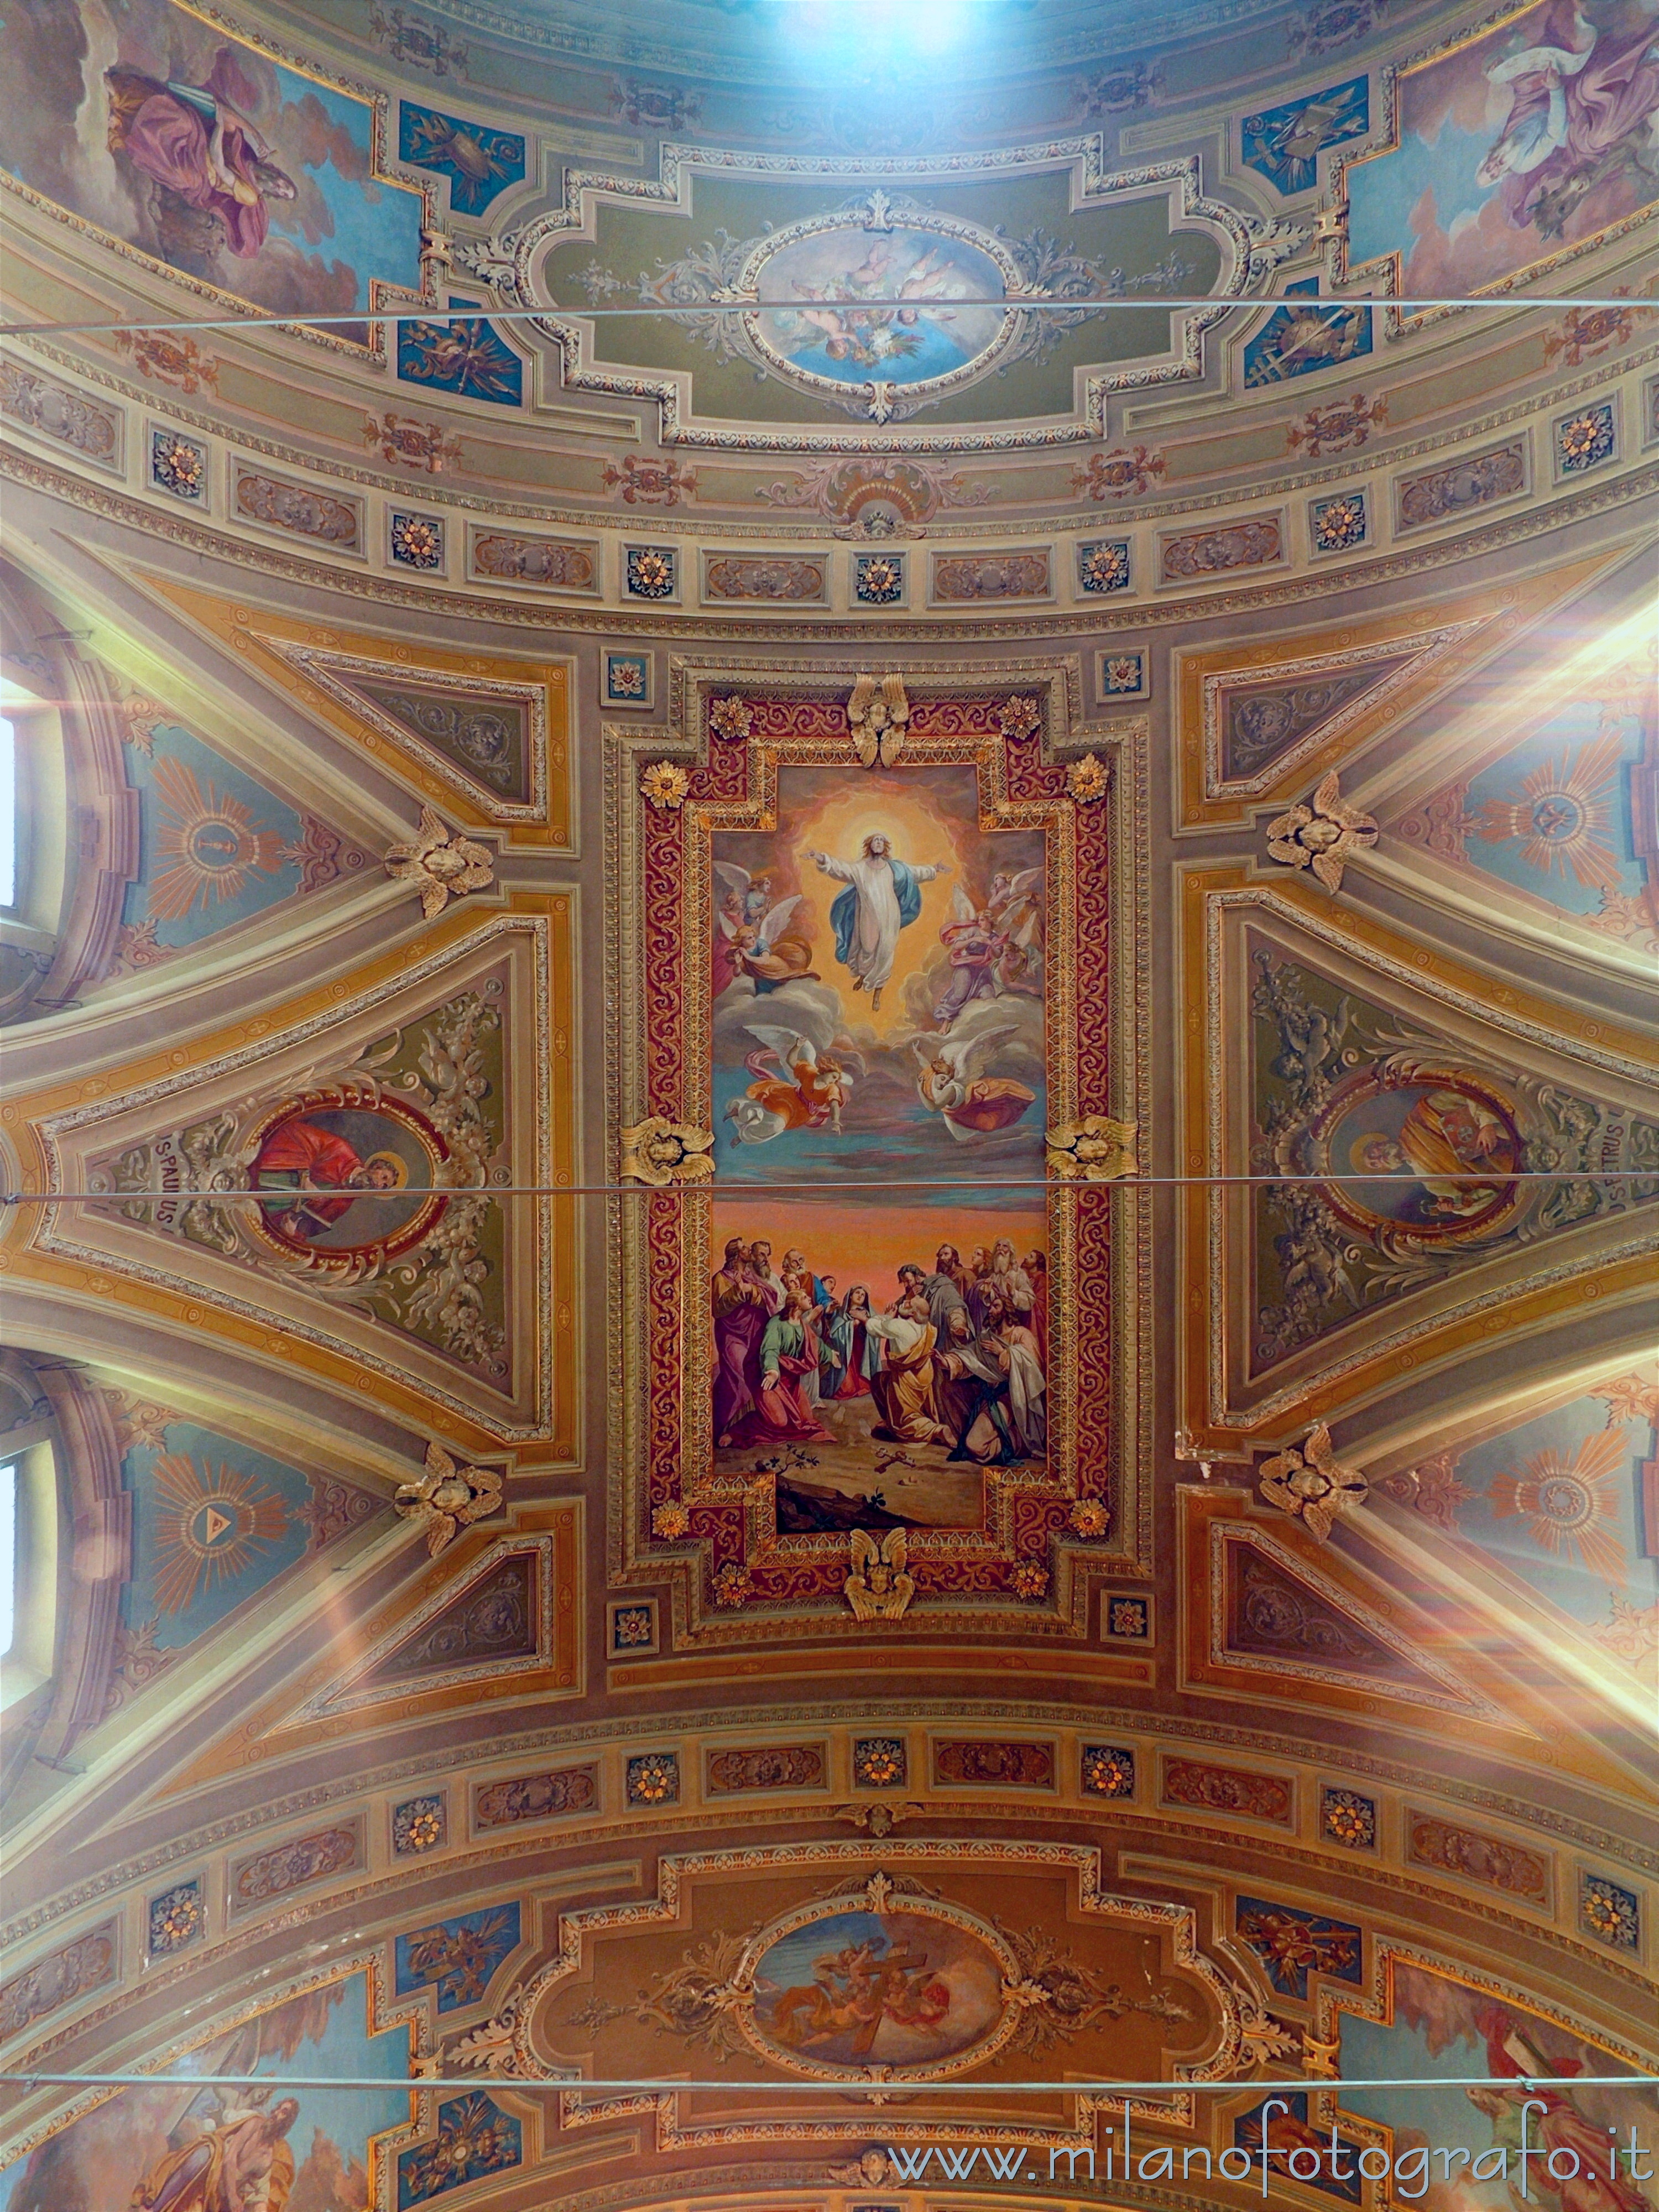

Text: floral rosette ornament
xmin=652 ymin=1500 xmax=691 ymax=1540
xmin=640 ymin=760 xmax=691 ymax=811
xmin=1067 ymin=1496 xmax=1111 ymax=1538
xmin=708 ymin=695 xmax=754 ymax=742
xmin=1066 ymin=752 xmax=1110 ymax=804
xmin=998 ymin=694 xmax=1042 ymax=742
xmin=712 ymin=1560 xmax=753 ymax=1607
xmin=1257 ymin=1423 xmax=1368 ymax=1541
xmin=1010 ymin=1558 xmax=1050 ymax=1600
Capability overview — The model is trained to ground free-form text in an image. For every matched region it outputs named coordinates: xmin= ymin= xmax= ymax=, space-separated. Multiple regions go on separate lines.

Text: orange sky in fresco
xmin=709 ymin=1198 xmax=1046 ymax=1306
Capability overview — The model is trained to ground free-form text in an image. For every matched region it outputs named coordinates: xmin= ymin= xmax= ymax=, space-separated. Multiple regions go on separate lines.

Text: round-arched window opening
xmin=0 ymin=1421 xmax=61 ymax=1719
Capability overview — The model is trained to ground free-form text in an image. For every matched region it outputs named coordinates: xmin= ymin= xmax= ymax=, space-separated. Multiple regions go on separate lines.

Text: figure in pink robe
xmin=1476 ymin=2 xmax=1659 ymax=238
xmin=105 ymin=47 xmax=296 ymax=258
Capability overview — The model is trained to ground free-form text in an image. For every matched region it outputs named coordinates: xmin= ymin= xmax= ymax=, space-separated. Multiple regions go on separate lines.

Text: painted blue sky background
xmin=1456 ymin=699 xmax=1648 ymax=919
xmin=1448 ymin=1394 xmax=1656 ymax=1633
xmin=265 ymin=64 xmax=424 ymax=307
xmin=1348 ymin=120 xmax=1499 ymax=267
xmin=121 ymin=1417 xmax=313 ymax=1650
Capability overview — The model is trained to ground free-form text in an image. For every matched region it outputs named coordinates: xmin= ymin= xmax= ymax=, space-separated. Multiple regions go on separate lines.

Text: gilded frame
xmin=606 ymin=660 xmax=1152 ymax=1646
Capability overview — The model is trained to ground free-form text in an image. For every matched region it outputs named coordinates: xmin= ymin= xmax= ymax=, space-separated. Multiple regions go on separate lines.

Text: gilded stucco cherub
xmin=844 ymin=1527 xmax=916 ymax=1620
xmin=1257 ymin=1422 xmax=1368 ymax=1541
xmin=395 ymin=1442 xmax=504 ymax=1554
xmin=847 ymin=672 xmax=910 ymax=768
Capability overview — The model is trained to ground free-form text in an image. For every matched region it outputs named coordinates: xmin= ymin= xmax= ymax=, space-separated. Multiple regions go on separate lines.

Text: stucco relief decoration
xmin=1256 ymin=1423 xmax=1369 ymax=1540
xmin=757 ymin=457 xmax=990 ymax=536
xmin=384 ymin=807 xmax=495 ymax=917
xmin=395 ymin=1442 xmax=505 ymax=1554
xmin=566 ymin=1883 xmax=1191 ymax=2077
xmin=845 ymin=1528 xmax=916 ymax=1619
xmin=82 ymin=988 xmax=513 ymax=1379
xmin=1265 ymin=773 xmax=1379 ymax=890
xmin=1046 ymin=1116 xmax=1139 ymax=1181
xmin=619 ymin=1117 xmax=717 ymax=1186
xmin=848 ymin=674 xmax=911 ymax=769
xmin=640 ymin=761 xmax=692 ymax=812
xmin=1066 ymin=754 xmax=1110 ymax=805
xmin=608 ymin=686 xmax=1139 ymax=1641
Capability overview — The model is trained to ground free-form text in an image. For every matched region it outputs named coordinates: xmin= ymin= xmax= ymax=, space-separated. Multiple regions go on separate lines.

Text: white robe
xmin=812 ymin=851 xmax=942 ymax=992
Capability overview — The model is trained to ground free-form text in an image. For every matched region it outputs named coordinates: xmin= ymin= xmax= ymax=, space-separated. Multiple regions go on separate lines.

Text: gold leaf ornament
xmin=1066 ymin=752 xmax=1110 ymax=803
xmin=618 ymin=1117 xmax=716 ymax=1186
xmin=394 ymin=1442 xmax=504 ymax=1555
xmin=1046 ymin=1115 xmax=1139 ymax=1181
xmin=847 ymin=672 xmax=911 ymax=768
xmin=1265 ymin=771 xmax=1378 ymax=891
xmin=1256 ymin=1422 xmax=1368 ymax=1541
xmin=384 ymin=806 xmax=494 ymax=918
xmin=845 ymin=1527 xmax=916 ymax=1619
xmin=640 ymin=760 xmax=691 ymax=811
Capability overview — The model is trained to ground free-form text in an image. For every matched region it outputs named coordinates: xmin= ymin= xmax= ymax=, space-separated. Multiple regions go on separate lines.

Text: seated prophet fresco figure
xmin=129 ymin=2089 xmax=300 ymax=2212
xmin=105 ymin=48 xmax=296 ymax=259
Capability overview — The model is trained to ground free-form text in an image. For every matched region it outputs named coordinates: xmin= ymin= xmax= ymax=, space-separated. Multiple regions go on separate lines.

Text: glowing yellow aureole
xmin=782 ymin=772 xmax=984 ymax=1037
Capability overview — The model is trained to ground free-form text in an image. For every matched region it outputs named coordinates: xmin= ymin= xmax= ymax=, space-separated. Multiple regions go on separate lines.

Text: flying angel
xmin=712 ymin=864 xmax=816 ymax=998
xmin=727 ymin=1025 xmax=863 ymax=1144
xmin=913 ymin=1018 xmax=1036 ymax=1141
xmin=985 ymin=867 xmax=1044 ymax=990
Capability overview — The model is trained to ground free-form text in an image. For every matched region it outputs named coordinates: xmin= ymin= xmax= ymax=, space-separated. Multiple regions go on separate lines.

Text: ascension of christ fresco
xmin=707 ymin=763 xmax=1051 ymax=1534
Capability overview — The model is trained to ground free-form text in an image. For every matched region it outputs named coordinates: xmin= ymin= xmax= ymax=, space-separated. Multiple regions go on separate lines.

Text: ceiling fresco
xmin=0 ymin=0 xmax=1654 ymax=2208
xmin=0 ymin=0 xmax=432 ymax=349
xmin=519 ymin=158 xmax=1238 ymax=443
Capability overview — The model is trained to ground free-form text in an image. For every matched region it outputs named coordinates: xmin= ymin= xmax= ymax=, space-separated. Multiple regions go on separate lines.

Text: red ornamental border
xmin=639 ymin=693 xmax=1118 ymax=1619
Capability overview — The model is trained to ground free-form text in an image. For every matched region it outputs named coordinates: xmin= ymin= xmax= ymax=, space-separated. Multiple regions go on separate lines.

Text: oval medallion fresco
xmin=247 ymin=1092 xmax=447 ymax=1260
xmin=747 ymin=219 xmax=1014 ymax=397
xmin=747 ymin=1905 xmax=1008 ymax=2072
xmin=1310 ymin=1071 xmax=1522 ymax=1240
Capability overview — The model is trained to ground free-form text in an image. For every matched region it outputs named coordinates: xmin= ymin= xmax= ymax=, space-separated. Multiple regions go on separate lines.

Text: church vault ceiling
xmin=0 ymin=0 xmax=1653 ymax=2206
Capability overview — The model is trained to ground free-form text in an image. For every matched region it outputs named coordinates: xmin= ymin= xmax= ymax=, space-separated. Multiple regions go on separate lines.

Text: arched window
xmin=0 ymin=1354 xmax=127 ymax=1801
xmin=0 ymin=562 xmax=139 ymax=1024
xmin=0 ymin=1355 xmax=62 ymax=1759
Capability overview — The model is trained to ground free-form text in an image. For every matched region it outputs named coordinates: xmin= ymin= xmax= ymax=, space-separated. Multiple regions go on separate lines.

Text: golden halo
xmin=363 ymin=1149 xmax=410 ymax=1191
xmin=1348 ymin=1132 xmax=1396 ymax=1175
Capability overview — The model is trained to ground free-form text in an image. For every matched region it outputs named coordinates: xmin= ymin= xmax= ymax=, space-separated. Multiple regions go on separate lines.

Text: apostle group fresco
xmin=708 ymin=763 xmax=1049 ymax=1529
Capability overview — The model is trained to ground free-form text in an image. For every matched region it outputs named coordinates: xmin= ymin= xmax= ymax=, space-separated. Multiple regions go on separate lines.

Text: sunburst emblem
xmin=1488 ymin=1425 xmax=1629 ymax=1582
xmin=147 ymin=757 xmax=286 ymax=922
xmin=1471 ymin=731 xmax=1627 ymax=891
xmin=150 ymin=1453 xmax=291 ymax=1617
